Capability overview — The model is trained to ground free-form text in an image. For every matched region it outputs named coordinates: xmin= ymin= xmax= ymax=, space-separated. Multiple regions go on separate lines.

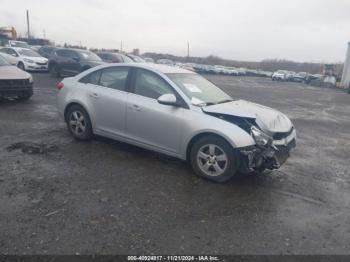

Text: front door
xmin=126 ymin=68 xmax=184 ymax=154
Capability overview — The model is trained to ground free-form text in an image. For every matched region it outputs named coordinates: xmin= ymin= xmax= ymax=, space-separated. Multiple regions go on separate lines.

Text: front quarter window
xmin=167 ymin=73 xmax=232 ymax=106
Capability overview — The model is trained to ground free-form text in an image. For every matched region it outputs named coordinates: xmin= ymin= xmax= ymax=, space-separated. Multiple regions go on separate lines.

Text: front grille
xmin=36 ymin=62 xmax=47 ymax=65
xmin=273 ymin=127 xmax=294 ymax=140
xmin=0 ymin=79 xmax=31 ymax=90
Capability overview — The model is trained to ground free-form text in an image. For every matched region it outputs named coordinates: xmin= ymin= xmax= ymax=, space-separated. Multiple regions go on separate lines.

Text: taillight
xmin=56 ymin=82 xmax=64 ymax=90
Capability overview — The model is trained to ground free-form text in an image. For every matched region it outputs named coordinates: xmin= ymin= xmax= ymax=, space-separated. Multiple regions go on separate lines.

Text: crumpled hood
xmin=0 ymin=66 xmax=31 ymax=80
xmin=202 ymin=99 xmax=293 ymax=133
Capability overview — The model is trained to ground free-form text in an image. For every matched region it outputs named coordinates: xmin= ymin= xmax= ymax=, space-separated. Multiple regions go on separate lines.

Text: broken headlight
xmin=250 ymin=126 xmax=271 ymax=146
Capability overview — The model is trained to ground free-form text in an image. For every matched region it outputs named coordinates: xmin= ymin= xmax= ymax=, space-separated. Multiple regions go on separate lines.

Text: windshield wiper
xmin=216 ymin=99 xmax=234 ymax=104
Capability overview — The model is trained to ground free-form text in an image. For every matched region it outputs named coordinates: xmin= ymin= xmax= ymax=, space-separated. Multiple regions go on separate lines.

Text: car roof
xmin=131 ymin=63 xmax=194 ymax=74
xmin=92 ymin=63 xmax=195 ymax=75
xmin=10 ymin=47 xmax=33 ymax=51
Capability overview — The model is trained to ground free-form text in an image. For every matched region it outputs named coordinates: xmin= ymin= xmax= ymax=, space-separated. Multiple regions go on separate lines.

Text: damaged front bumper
xmin=239 ymin=129 xmax=296 ymax=173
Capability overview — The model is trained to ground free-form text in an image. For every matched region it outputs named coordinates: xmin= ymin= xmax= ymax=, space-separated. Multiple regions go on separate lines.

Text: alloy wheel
xmin=197 ymin=144 xmax=228 ymax=177
xmin=69 ymin=111 xmax=86 ymax=136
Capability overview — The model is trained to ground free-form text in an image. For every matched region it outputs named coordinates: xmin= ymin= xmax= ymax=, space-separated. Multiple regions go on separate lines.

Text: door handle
xmin=89 ymin=92 xmax=99 ymax=99
xmin=130 ymin=104 xmax=141 ymax=111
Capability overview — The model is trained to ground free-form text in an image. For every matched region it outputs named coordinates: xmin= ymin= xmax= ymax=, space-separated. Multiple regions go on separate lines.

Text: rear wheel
xmin=66 ymin=105 xmax=93 ymax=141
xmin=190 ymin=136 xmax=240 ymax=183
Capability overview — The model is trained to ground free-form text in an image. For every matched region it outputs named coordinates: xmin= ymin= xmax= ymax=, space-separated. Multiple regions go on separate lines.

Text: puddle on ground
xmin=6 ymin=142 xmax=58 ymax=154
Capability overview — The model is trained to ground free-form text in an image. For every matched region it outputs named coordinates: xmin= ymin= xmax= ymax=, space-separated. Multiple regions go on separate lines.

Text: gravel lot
xmin=1 ymin=73 xmax=350 ymax=254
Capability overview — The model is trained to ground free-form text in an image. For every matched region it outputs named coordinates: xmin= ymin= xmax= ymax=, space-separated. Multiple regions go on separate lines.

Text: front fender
xmin=180 ymin=111 xmax=256 ymax=159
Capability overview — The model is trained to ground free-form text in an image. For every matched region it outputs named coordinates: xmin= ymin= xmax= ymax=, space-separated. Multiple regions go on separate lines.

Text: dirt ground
xmin=0 ymin=73 xmax=350 ymax=254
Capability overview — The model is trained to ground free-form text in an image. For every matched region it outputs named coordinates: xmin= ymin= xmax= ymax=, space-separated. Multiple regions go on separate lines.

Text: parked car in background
xmin=126 ymin=54 xmax=145 ymax=63
xmin=156 ymin=59 xmax=174 ymax=66
xmin=284 ymin=71 xmax=296 ymax=81
xmin=48 ymin=48 xmax=104 ymax=77
xmin=0 ymin=47 xmax=48 ymax=71
xmin=38 ymin=46 xmax=57 ymax=58
xmin=272 ymin=70 xmax=287 ymax=81
xmin=1 ymin=40 xmax=30 ymax=49
xmin=30 ymin=45 xmax=41 ymax=51
xmin=0 ymin=52 xmax=20 ymax=66
xmin=292 ymin=72 xmax=308 ymax=82
xmin=143 ymin=57 xmax=154 ymax=63
xmin=305 ymin=74 xmax=324 ymax=84
xmin=56 ymin=63 xmax=296 ymax=183
xmin=0 ymin=55 xmax=33 ymax=100
xmin=96 ymin=52 xmax=133 ymax=63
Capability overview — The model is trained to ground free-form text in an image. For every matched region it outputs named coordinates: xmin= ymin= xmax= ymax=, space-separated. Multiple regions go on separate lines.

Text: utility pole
xmin=187 ymin=41 xmax=190 ymax=57
xmin=120 ymin=40 xmax=123 ymax=52
xmin=43 ymin=29 xmax=46 ymax=39
xmin=26 ymin=10 xmax=30 ymax=39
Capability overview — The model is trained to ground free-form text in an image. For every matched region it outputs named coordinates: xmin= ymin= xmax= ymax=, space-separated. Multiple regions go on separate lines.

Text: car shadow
xmin=93 ymin=134 xmax=272 ymax=186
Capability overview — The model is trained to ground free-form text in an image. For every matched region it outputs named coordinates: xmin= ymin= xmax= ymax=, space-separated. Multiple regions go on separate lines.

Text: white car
xmin=57 ymin=63 xmax=296 ymax=183
xmin=3 ymin=40 xmax=30 ymax=49
xmin=0 ymin=47 xmax=48 ymax=71
xmin=0 ymin=52 xmax=20 ymax=66
xmin=272 ymin=70 xmax=287 ymax=81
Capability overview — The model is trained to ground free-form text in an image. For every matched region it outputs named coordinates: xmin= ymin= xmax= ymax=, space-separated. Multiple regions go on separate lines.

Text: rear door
xmin=80 ymin=66 xmax=131 ymax=136
xmin=55 ymin=50 xmax=71 ymax=75
xmin=65 ymin=50 xmax=81 ymax=75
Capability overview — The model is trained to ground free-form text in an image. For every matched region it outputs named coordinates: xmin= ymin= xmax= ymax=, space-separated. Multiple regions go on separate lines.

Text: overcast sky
xmin=1 ymin=0 xmax=349 ymax=62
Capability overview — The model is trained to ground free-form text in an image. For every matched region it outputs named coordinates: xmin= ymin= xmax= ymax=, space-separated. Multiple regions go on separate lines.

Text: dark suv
xmin=48 ymin=48 xmax=104 ymax=77
xmin=38 ymin=46 xmax=57 ymax=58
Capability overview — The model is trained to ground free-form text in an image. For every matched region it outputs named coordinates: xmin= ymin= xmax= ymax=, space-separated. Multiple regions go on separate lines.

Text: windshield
xmin=129 ymin=55 xmax=145 ymax=63
xmin=167 ymin=73 xmax=232 ymax=106
xmin=78 ymin=51 xmax=102 ymax=61
xmin=121 ymin=54 xmax=133 ymax=63
xmin=18 ymin=49 xmax=42 ymax=57
xmin=0 ymin=55 xmax=10 ymax=66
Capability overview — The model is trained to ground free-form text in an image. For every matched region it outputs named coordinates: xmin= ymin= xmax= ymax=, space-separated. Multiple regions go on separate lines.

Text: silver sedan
xmin=56 ymin=63 xmax=296 ymax=182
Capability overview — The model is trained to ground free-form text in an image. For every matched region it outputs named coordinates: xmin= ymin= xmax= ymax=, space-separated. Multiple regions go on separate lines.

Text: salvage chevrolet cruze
xmin=56 ymin=63 xmax=296 ymax=182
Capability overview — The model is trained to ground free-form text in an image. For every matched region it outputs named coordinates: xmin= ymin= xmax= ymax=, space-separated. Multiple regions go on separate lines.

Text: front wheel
xmin=66 ymin=105 xmax=93 ymax=141
xmin=190 ymin=136 xmax=240 ymax=183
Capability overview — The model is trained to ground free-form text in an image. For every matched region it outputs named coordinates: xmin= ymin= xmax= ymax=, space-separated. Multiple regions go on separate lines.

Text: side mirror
xmin=157 ymin=94 xmax=179 ymax=106
xmin=72 ymin=56 xmax=80 ymax=62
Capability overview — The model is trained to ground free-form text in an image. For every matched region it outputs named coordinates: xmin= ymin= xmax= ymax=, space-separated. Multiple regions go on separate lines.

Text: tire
xmin=65 ymin=105 xmax=93 ymax=141
xmin=190 ymin=135 xmax=240 ymax=183
xmin=49 ymin=63 xmax=61 ymax=78
xmin=17 ymin=62 xmax=25 ymax=71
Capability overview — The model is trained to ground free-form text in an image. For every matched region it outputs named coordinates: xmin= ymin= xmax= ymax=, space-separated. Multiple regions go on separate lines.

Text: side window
xmin=99 ymin=67 xmax=129 ymax=91
xmin=134 ymin=69 xmax=174 ymax=99
xmin=67 ymin=50 xmax=79 ymax=60
xmin=7 ymin=49 xmax=17 ymax=56
xmin=79 ymin=70 xmax=102 ymax=85
xmin=56 ymin=50 xmax=69 ymax=57
xmin=98 ymin=53 xmax=106 ymax=60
